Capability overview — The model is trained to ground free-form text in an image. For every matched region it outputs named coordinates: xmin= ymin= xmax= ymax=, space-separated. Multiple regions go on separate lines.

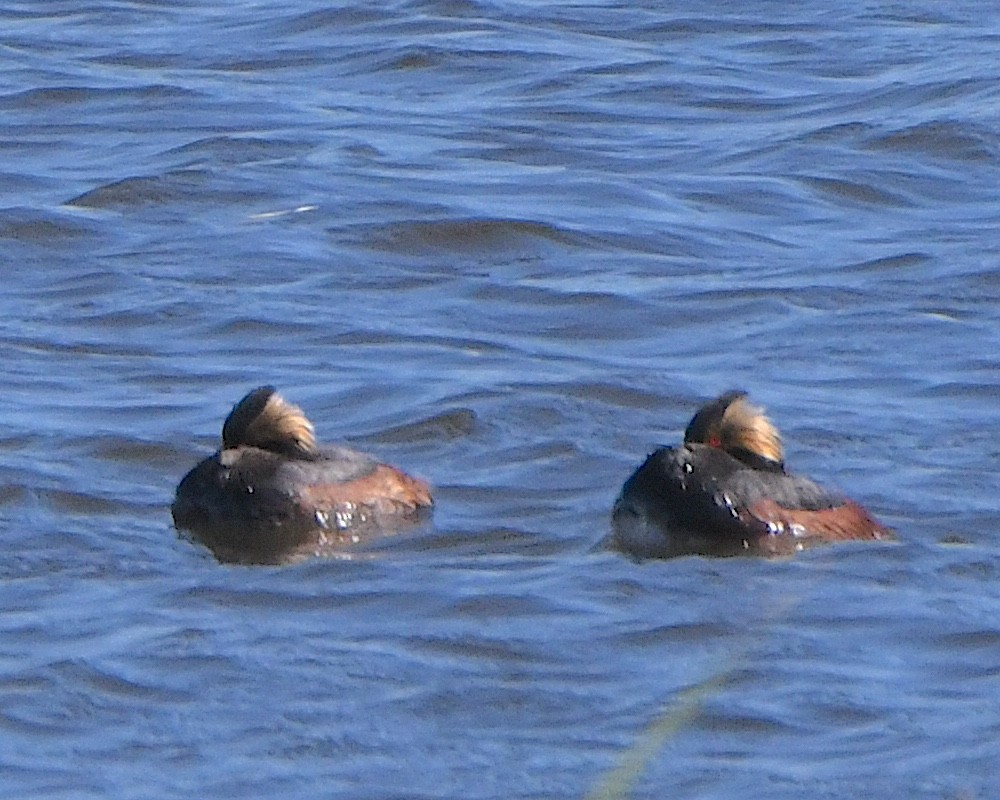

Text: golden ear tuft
xmin=719 ymin=396 xmax=784 ymax=464
xmin=222 ymin=386 xmax=317 ymax=456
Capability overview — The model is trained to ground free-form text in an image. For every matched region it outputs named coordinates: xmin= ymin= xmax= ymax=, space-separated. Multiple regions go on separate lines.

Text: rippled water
xmin=3 ymin=2 xmax=1000 ymax=798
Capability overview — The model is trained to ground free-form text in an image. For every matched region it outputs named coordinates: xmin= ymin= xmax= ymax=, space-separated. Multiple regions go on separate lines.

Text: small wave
xmin=840 ymin=252 xmax=930 ymax=273
xmin=161 ymin=135 xmax=313 ymax=167
xmin=366 ymin=408 xmax=478 ymax=444
xmin=358 ymin=217 xmax=588 ymax=254
xmin=865 ymin=121 xmax=1000 ymax=163
xmin=66 ymin=172 xmax=207 ymax=210
xmin=0 ymin=84 xmax=191 ymax=110
xmin=797 ymin=175 xmax=912 ymax=208
xmin=0 ymin=206 xmax=106 ymax=245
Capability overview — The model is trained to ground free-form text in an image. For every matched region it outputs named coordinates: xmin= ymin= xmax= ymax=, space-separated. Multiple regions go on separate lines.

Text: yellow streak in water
xmin=584 ymin=669 xmax=731 ymax=800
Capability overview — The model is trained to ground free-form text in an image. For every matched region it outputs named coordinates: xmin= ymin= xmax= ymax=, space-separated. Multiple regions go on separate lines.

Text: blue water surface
xmin=2 ymin=2 xmax=1000 ymax=798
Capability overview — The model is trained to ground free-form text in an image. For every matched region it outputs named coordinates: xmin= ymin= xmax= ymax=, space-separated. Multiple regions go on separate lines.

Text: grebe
xmin=611 ymin=391 xmax=891 ymax=558
xmin=172 ymin=386 xmax=432 ymax=564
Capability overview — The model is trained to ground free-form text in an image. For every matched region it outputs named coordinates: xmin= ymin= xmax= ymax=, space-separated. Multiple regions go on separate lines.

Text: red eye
xmin=708 ymin=435 xmax=722 ymax=448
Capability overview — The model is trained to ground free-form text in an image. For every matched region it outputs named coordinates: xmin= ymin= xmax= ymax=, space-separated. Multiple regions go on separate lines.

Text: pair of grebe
xmin=172 ymin=386 xmax=889 ymax=563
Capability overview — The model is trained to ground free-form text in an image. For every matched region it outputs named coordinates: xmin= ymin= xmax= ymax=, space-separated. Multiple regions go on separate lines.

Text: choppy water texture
xmin=2 ymin=2 xmax=1000 ymax=798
